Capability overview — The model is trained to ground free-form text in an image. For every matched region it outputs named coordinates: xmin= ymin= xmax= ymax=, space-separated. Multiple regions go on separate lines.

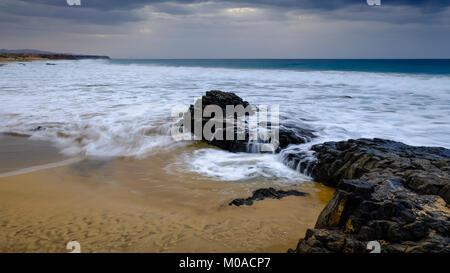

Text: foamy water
xmin=1 ymin=59 xmax=449 ymax=182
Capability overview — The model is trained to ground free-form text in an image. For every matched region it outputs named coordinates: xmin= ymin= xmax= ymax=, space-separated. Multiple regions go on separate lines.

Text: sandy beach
xmin=0 ymin=53 xmax=109 ymax=64
xmin=0 ymin=53 xmax=69 ymax=63
xmin=2 ymin=58 xmax=447 ymax=255
xmin=0 ymin=134 xmax=334 ymax=253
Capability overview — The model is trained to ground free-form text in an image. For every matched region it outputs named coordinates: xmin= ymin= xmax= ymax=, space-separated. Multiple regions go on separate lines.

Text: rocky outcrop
xmin=229 ymin=188 xmax=309 ymax=207
xmin=182 ymin=91 xmax=450 ymax=252
xmin=72 ymin=55 xmax=110 ymax=60
xmin=186 ymin=90 xmax=315 ymax=152
xmin=293 ymin=138 xmax=450 ymax=253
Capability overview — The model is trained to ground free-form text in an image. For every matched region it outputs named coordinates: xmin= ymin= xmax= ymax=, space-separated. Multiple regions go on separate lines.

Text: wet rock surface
xmin=294 ymin=138 xmax=450 ymax=253
xmin=229 ymin=188 xmax=309 ymax=207
xmin=185 ymin=90 xmax=315 ymax=153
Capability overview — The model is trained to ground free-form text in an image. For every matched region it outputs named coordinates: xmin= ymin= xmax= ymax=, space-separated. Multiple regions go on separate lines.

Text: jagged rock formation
xmin=185 ymin=90 xmax=315 ymax=153
xmin=294 ymin=138 xmax=450 ymax=253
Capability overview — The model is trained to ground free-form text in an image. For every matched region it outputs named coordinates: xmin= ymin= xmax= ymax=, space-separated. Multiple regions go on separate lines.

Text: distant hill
xmin=0 ymin=49 xmax=61 ymax=54
xmin=0 ymin=52 xmax=110 ymax=63
xmin=0 ymin=49 xmax=110 ymax=60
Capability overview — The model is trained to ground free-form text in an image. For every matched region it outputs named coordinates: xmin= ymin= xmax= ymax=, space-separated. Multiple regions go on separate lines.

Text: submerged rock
xmin=293 ymin=138 xmax=450 ymax=253
xmin=229 ymin=187 xmax=309 ymax=207
xmin=31 ymin=126 xmax=46 ymax=132
xmin=185 ymin=90 xmax=315 ymax=152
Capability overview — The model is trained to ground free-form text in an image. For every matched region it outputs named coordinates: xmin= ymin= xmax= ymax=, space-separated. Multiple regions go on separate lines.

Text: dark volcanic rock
xmin=294 ymin=138 xmax=450 ymax=253
xmin=185 ymin=90 xmax=315 ymax=152
xmin=195 ymin=90 xmax=250 ymax=110
xmin=229 ymin=187 xmax=309 ymax=207
xmin=187 ymin=90 xmax=251 ymax=152
xmin=310 ymin=138 xmax=450 ymax=200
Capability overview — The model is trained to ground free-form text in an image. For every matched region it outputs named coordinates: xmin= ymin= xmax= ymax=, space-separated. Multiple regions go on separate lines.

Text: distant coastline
xmin=0 ymin=52 xmax=110 ymax=63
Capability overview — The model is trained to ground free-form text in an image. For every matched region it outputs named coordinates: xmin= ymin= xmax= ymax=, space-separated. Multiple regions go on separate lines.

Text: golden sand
xmin=0 ymin=53 xmax=74 ymax=63
xmin=0 ymin=135 xmax=334 ymax=253
xmin=0 ymin=57 xmax=54 ymax=63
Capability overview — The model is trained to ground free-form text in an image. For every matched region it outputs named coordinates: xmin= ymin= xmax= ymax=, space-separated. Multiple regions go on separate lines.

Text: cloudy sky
xmin=0 ymin=0 xmax=449 ymax=58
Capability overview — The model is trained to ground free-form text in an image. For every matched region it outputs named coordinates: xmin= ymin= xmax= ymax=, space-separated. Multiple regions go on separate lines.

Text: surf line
xmin=0 ymin=157 xmax=84 ymax=178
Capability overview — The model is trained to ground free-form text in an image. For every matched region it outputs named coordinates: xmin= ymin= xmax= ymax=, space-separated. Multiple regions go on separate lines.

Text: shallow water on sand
xmin=0 ymin=136 xmax=333 ymax=253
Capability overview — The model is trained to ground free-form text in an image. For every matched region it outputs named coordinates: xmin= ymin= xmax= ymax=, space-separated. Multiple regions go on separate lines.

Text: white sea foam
xmin=186 ymin=149 xmax=309 ymax=183
xmin=1 ymin=60 xmax=449 ymax=182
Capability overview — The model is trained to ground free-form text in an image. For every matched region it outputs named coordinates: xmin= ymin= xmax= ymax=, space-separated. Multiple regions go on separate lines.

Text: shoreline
xmin=2 ymin=90 xmax=448 ymax=253
xmin=0 ymin=134 xmax=334 ymax=253
xmin=0 ymin=53 xmax=109 ymax=63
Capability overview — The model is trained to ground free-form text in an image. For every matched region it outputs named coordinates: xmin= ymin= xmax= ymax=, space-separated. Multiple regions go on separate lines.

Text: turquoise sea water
xmin=111 ymin=59 xmax=450 ymax=75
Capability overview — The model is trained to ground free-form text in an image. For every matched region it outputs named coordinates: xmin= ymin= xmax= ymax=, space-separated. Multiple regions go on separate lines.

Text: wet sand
xmin=0 ymin=134 xmax=70 ymax=174
xmin=0 ymin=134 xmax=334 ymax=253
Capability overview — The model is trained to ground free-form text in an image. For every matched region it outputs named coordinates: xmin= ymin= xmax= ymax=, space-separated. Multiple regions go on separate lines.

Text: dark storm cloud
xmin=5 ymin=0 xmax=448 ymax=26
xmin=16 ymin=0 xmax=203 ymax=11
xmin=15 ymin=0 xmax=450 ymax=11
xmin=1 ymin=0 xmax=449 ymax=58
xmin=0 ymin=0 xmax=143 ymax=25
xmin=232 ymin=0 xmax=450 ymax=9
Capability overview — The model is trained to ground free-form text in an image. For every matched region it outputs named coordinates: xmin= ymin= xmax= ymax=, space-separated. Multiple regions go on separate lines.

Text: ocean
xmin=1 ymin=59 xmax=449 ymax=183
xmin=111 ymin=59 xmax=450 ymax=75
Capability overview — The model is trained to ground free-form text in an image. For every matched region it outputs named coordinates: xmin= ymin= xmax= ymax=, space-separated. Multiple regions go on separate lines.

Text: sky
xmin=0 ymin=0 xmax=449 ymax=58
